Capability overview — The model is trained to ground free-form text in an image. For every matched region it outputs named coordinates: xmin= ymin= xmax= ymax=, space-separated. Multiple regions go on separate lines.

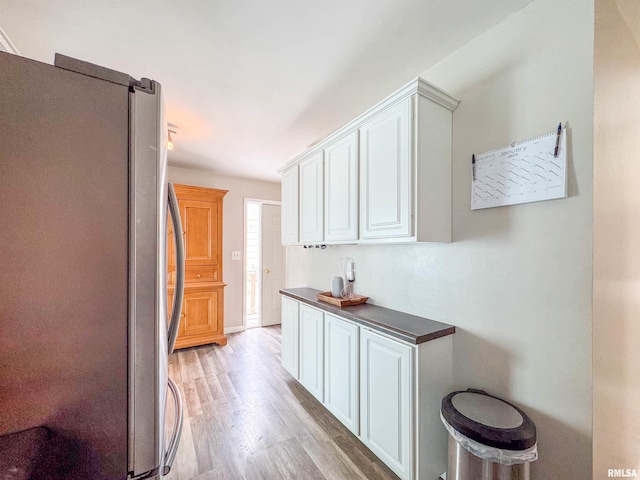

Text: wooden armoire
xmin=168 ymin=184 xmax=228 ymax=348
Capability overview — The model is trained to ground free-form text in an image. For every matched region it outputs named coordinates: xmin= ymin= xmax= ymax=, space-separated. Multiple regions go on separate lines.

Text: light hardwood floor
xmin=165 ymin=325 xmax=401 ymax=480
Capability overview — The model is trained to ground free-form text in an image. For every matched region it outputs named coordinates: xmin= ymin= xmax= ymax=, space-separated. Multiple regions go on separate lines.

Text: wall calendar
xmin=471 ymin=125 xmax=567 ymax=210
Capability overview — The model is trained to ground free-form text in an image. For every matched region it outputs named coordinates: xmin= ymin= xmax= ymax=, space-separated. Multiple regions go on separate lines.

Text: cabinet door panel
xmin=167 ymin=212 xmax=175 ymax=284
xmin=360 ymin=329 xmax=413 ymax=480
xmin=299 ymin=304 xmax=324 ymax=402
xmin=281 ymin=296 xmax=300 ymax=378
xmin=324 ymin=314 xmax=359 ymax=434
xmin=181 ymin=289 xmax=218 ymax=337
xmin=325 ymin=131 xmax=358 ymax=242
xmin=299 ymin=152 xmax=324 ymax=243
xmin=182 ymin=200 xmax=217 ymax=264
xmin=360 ymin=98 xmax=412 ymax=239
xmin=281 ymin=166 xmax=299 ymax=245
xmin=174 ymin=286 xmax=226 ymax=349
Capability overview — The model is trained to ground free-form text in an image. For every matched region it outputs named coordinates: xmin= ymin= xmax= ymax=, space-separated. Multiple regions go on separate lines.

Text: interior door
xmin=261 ymin=204 xmax=284 ymax=326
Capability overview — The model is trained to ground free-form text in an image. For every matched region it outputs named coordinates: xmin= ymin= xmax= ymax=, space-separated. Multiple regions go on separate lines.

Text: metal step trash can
xmin=440 ymin=389 xmax=538 ymax=480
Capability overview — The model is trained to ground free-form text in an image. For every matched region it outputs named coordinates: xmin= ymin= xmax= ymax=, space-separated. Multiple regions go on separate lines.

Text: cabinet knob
xmin=264 ymin=268 xmax=270 ymax=274
xmin=195 ymin=273 xmax=201 ymax=279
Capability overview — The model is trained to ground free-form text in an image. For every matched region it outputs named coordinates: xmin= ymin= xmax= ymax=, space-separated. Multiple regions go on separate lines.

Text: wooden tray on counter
xmin=316 ymin=291 xmax=368 ymax=307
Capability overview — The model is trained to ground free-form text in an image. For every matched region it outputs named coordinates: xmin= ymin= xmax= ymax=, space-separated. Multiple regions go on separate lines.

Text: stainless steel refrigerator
xmin=0 ymin=52 xmax=185 ymax=479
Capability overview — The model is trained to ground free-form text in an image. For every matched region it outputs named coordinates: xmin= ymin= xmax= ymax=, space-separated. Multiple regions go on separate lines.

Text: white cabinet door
xmin=281 ymin=296 xmax=299 ymax=378
xmin=324 ymin=131 xmax=358 ymax=242
xmin=359 ymin=98 xmax=413 ymax=240
xmin=324 ymin=314 xmax=359 ymax=434
xmin=360 ymin=328 xmax=413 ymax=480
xmin=299 ymin=304 xmax=324 ymax=402
xmin=299 ymin=152 xmax=324 ymax=243
xmin=281 ymin=166 xmax=299 ymax=245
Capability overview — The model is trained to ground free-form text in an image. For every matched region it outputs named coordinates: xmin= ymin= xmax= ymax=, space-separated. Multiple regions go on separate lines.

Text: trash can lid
xmin=441 ymin=389 xmax=536 ymax=450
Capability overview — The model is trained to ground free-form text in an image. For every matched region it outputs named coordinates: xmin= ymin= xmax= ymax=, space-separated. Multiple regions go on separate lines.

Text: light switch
xmin=232 ymin=251 xmax=241 ymax=260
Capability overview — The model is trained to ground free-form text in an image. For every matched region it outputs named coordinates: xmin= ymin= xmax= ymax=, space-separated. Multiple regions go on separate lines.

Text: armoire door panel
xmin=182 ymin=290 xmax=218 ymax=337
xmin=182 ymin=200 xmax=217 ymax=264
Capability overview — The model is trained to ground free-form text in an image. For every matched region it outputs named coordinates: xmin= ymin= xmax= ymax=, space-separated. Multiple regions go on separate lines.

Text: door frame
xmin=242 ymin=198 xmax=281 ymax=330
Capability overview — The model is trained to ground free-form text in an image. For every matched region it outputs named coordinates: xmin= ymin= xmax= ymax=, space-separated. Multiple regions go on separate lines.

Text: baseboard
xmin=224 ymin=325 xmax=246 ymax=334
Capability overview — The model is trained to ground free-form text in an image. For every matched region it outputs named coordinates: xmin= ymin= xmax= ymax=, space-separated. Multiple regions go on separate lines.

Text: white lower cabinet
xmin=281 ymin=296 xmax=452 ymax=480
xmin=324 ymin=313 xmax=359 ymax=435
xmin=360 ymin=328 xmax=413 ymax=479
xmin=281 ymin=296 xmax=299 ymax=378
xmin=298 ymin=304 xmax=324 ymax=402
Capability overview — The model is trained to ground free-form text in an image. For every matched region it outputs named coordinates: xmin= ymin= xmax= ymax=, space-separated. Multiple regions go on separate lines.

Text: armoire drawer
xmin=184 ymin=265 xmax=217 ymax=283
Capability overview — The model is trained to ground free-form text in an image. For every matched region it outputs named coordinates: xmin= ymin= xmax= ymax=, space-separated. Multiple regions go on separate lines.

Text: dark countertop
xmin=280 ymin=287 xmax=455 ymax=345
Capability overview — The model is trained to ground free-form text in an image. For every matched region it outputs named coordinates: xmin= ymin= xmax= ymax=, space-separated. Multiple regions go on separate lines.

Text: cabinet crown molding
xmin=278 ymin=77 xmax=458 ymax=173
xmin=0 ymin=26 xmax=19 ymax=55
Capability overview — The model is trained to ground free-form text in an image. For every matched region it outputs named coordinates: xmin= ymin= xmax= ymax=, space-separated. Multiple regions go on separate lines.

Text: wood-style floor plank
xmin=165 ymin=326 xmax=400 ymax=480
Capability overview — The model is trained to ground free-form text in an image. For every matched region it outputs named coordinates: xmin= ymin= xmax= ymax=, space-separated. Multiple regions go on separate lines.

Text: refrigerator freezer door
xmin=0 ymin=52 xmax=130 ymax=479
xmin=128 ymin=81 xmax=168 ymax=479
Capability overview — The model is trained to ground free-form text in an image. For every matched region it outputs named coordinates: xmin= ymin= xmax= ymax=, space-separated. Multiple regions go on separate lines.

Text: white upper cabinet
xmin=299 ymin=152 xmax=324 ymax=243
xmin=359 ymin=98 xmax=412 ymax=240
xmin=279 ymin=77 xmax=459 ymax=245
xmin=281 ymin=165 xmax=299 ymax=245
xmin=324 ymin=131 xmax=359 ymax=243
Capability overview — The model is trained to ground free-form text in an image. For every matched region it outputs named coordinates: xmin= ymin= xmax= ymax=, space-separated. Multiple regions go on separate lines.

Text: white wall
xmin=593 ymin=0 xmax=640 ymax=475
xmin=286 ymin=1 xmax=594 ymax=478
xmin=168 ymin=166 xmax=280 ymax=330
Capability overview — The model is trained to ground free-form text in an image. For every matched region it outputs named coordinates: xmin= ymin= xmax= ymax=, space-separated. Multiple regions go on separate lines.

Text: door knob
xmin=264 ymin=269 xmax=270 ymax=274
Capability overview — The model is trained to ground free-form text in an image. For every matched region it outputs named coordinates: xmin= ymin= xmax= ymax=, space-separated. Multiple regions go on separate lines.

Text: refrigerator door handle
xmin=162 ymin=375 xmax=183 ymax=475
xmin=167 ymin=183 xmax=185 ymax=355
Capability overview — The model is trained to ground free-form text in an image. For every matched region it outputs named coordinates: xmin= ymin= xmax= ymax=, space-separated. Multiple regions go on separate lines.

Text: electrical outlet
xmin=231 ymin=251 xmax=241 ymax=261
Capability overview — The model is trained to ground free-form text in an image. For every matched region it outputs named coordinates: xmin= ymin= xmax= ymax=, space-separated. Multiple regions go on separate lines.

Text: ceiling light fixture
xmin=167 ymin=129 xmax=176 ymax=150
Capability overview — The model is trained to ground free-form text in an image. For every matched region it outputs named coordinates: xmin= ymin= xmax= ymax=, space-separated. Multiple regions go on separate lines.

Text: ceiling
xmin=0 ymin=0 xmax=532 ymax=182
